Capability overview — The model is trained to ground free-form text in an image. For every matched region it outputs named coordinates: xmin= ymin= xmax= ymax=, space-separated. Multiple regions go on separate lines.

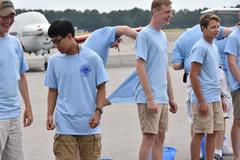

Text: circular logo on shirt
xmin=80 ymin=64 xmax=91 ymax=77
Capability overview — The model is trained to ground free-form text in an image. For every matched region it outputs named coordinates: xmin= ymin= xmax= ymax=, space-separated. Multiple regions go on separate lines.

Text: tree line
xmin=16 ymin=5 xmax=239 ymax=32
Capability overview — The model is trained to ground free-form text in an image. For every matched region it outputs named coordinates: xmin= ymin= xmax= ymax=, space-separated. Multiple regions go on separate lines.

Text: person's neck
xmin=0 ymin=31 xmax=6 ymax=37
xmin=66 ymin=41 xmax=80 ymax=55
xmin=149 ymin=19 xmax=162 ymax=31
xmin=203 ymin=35 xmax=214 ymax=44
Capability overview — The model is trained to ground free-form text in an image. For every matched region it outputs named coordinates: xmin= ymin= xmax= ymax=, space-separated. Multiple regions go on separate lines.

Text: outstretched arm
xmin=19 ymin=73 xmax=33 ymax=127
xmin=116 ymin=26 xmax=137 ymax=40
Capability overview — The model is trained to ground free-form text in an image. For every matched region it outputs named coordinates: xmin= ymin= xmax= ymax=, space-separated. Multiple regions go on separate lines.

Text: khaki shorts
xmin=192 ymin=102 xmax=224 ymax=134
xmin=53 ymin=134 xmax=101 ymax=160
xmin=0 ymin=117 xmax=23 ymax=160
xmin=138 ymin=103 xmax=168 ymax=134
xmin=231 ymin=89 xmax=240 ymax=120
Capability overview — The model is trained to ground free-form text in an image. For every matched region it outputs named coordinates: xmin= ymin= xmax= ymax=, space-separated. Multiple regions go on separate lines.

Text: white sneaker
xmin=222 ymin=142 xmax=233 ymax=156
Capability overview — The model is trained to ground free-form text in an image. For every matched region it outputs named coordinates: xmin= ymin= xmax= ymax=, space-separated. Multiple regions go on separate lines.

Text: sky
xmin=11 ymin=0 xmax=239 ymax=13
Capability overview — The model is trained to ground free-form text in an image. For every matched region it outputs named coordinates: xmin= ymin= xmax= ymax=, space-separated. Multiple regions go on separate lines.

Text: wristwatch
xmin=95 ymin=108 xmax=103 ymax=114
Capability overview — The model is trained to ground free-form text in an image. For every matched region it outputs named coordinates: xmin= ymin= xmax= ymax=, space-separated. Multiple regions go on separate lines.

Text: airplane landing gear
xmin=44 ymin=62 xmax=48 ymax=70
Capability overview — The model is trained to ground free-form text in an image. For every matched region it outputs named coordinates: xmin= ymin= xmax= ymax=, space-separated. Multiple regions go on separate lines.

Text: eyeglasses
xmin=51 ymin=37 xmax=64 ymax=45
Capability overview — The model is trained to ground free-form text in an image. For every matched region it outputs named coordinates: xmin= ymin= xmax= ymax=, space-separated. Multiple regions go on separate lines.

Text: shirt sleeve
xmin=17 ymin=41 xmax=29 ymax=73
xmin=224 ymin=35 xmax=239 ymax=56
xmin=44 ymin=57 xmax=58 ymax=89
xmin=95 ymin=56 xmax=109 ymax=86
xmin=135 ymin=32 xmax=148 ymax=62
xmin=190 ymin=46 xmax=206 ymax=65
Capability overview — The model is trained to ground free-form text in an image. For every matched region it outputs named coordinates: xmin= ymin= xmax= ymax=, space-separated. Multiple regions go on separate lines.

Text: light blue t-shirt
xmin=134 ymin=25 xmax=168 ymax=104
xmin=190 ymin=38 xmax=221 ymax=103
xmin=224 ymin=28 xmax=240 ymax=92
xmin=82 ymin=26 xmax=117 ymax=65
xmin=215 ymin=38 xmax=228 ymax=74
xmin=44 ymin=47 xmax=109 ymax=135
xmin=172 ymin=24 xmax=225 ymax=73
xmin=0 ymin=34 xmax=28 ymax=119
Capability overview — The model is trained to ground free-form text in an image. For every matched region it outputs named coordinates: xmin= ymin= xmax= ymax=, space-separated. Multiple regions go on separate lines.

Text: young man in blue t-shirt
xmin=0 ymin=0 xmax=33 ymax=159
xmin=189 ymin=13 xmax=224 ymax=160
xmin=135 ymin=0 xmax=178 ymax=159
xmin=45 ymin=20 xmax=108 ymax=160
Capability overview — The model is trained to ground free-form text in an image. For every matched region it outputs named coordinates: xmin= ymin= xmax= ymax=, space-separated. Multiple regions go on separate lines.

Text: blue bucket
xmin=201 ymin=136 xmax=206 ymax=160
xmin=163 ymin=147 xmax=176 ymax=160
xmin=149 ymin=146 xmax=176 ymax=160
xmin=101 ymin=157 xmax=112 ymax=160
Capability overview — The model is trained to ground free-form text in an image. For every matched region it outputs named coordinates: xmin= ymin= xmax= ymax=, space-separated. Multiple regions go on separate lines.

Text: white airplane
xmin=201 ymin=7 xmax=240 ymax=15
xmin=9 ymin=11 xmax=52 ymax=56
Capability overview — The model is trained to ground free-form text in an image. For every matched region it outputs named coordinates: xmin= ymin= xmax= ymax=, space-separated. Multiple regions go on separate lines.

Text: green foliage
xmin=15 ymin=5 xmax=239 ymax=31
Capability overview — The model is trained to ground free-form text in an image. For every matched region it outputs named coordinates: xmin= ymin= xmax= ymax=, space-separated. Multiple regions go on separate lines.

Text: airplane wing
xmin=22 ymin=30 xmax=44 ymax=37
xmin=201 ymin=8 xmax=240 ymax=15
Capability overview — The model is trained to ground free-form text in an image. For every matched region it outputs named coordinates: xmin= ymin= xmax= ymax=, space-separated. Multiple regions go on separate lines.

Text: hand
xmin=221 ymin=97 xmax=228 ymax=113
xmin=89 ymin=112 xmax=101 ymax=129
xmin=199 ymin=102 xmax=208 ymax=115
xmin=46 ymin=116 xmax=55 ymax=130
xmin=169 ymin=99 xmax=178 ymax=113
xmin=147 ymin=100 xmax=158 ymax=114
xmin=23 ymin=106 xmax=33 ymax=127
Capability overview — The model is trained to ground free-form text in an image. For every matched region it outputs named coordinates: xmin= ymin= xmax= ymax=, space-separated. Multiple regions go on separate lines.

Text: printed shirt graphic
xmin=44 ymin=47 xmax=108 ymax=135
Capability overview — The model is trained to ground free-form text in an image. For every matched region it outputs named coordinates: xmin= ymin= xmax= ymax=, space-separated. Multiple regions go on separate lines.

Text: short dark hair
xmin=48 ymin=19 xmax=75 ymax=38
xmin=151 ymin=0 xmax=172 ymax=13
xmin=200 ymin=13 xmax=220 ymax=29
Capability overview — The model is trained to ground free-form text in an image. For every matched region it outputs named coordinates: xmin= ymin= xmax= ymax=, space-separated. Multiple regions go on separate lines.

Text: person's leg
xmin=191 ymin=133 xmax=204 ymax=160
xmin=139 ymin=133 xmax=155 ymax=160
xmin=53 ymin=135 xmax=78 ymax=160
xmin=214 ymin=123 xmax=225 ymax=158
xmin=231 ymin=90 xmax=240 ymax=160
xmin=2 ymin=117 xmax=23 ymax=160
xmin=152 ymin=132 xmax=165 ymax=160
xmin=137 ymin=103 xmax=161 ymax=160
xmin=231 ymin=119 xmax=240 ymax=159
xmin=0 ymin=119 xmax=10 ymax=160
xmin=79 ymin=134 xmax=101 ymax=160
xmin=206 ymin=132 xmax=216 ymax=160
xmin=151 ymin=104 xmax=168 ymax=160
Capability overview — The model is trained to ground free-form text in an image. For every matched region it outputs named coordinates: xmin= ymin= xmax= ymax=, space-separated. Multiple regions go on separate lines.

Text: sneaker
xmin=213 ymin=153 xmax=223 ymax=160
xmin=222 ymin=142 xmax=233 ymax=156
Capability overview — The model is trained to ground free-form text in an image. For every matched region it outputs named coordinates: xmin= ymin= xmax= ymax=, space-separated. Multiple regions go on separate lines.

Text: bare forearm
xmin=229 ymin=62 xmax=240 ymax=83
xmin=96 ymin=83 xmax=106 ymax=110
xmin=19 ymin=73 xmax=31 ymax=108
xmin=167 ymin=69 xmax=174 ymax=100
xmin=47 ymin=89 xmax=57 ymax=117
xmin=190 ymin=74 xmax=205 ymax=103
xmin=116 ymin=26 xmax=137 ymax=40
xmin=136 ymin=60 xmax=153 ymax=101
